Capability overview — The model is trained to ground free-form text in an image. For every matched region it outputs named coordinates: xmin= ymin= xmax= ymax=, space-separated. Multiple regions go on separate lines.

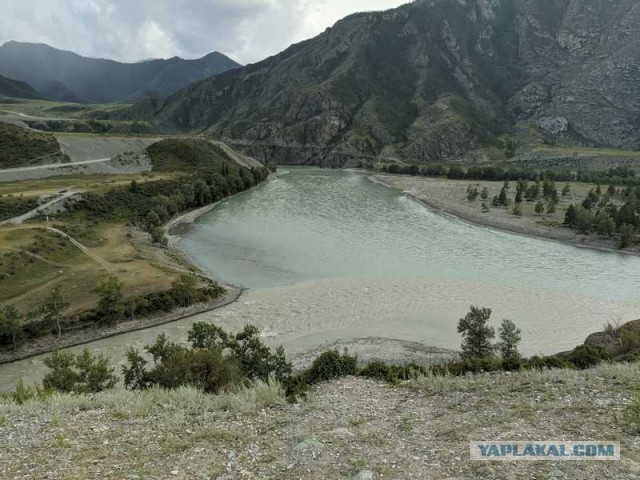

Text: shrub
xmin=359 ymin=360 xmax=392 ymax=381
xmin=94 ymin=277 xmax=125 ymax=326
xmin=124 ymin=324 xmax=291 ymax=394
xmin=359 ymin=361 xmax=428 ymax=383
xmin=526 ymin=355 xmax=574 ymax=371
xmin=123 ymin=334 xmax=241 ymax=394
xmin=621 ymin=329 xmax=640 ymax=353
xmin=42 ymin=349 xmax=118 ymax=394
xmin=304 ymin=349 xmax=358 ymax=384
xmin=567 ymin=345 xmax=603 ymax=370
xmin=623 ymin=393 xmax=640 ymax=433
xmin=188 ymin=323 xmax=292 ymax=382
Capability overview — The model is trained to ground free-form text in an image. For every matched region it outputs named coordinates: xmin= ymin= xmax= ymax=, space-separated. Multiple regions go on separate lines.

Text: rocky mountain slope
xmin=0 ymin=41 xmax=240 ymax=103
xmin=139 ymin=0 xmax=640 ymax=166
xmin=0 ymin=74 xmax=41 ymax=100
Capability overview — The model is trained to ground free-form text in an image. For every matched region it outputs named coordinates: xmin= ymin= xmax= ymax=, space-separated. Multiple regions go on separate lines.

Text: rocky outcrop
xmin=139 ymin=0 xmax=640 ymax=165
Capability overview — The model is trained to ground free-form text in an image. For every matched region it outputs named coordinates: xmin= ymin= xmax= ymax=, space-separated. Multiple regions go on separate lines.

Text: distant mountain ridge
xmin=137 ymin=0 xmax=640 ymax=166
xmin=0 ymin=41 xmax=241 ymax=103
xmin=0 ymin=74 xmax=42 ymax=99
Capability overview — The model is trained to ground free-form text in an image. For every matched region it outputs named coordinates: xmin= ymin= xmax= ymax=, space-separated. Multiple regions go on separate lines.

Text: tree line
xmin=0 ymin=274 xmax=220 ymax=351
xmin=382 ymin=163 xmax=640 ymax=187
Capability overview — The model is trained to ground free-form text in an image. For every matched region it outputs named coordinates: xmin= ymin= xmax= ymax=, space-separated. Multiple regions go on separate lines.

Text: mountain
xmin=0 ymin=74 xmax=42 ymax=99
xmin=140 ymin=0 xmax=640 ymax=166
xmin=0 ymin=41 xmax=241 ymax=103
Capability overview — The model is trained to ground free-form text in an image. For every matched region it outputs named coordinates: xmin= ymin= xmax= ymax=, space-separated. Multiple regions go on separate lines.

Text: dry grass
xmin=0 ymin=222 xmax=178 ymax=315
xmin=0 ymin=172 xmax=174 ymax=198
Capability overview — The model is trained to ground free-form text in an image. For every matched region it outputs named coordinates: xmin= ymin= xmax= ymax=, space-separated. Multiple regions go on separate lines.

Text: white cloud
xmin=0 ymin=0 xmax=410 ymax=64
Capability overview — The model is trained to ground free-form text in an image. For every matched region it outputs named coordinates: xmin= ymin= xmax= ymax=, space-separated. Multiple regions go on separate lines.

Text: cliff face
xmin=146 ymin=0 xmax=640 ymax=165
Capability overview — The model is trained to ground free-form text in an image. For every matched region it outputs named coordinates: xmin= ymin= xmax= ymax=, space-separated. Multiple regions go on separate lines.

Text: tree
xmin=129 ymin=180 xmax=139 ymax=193
xmin=535 ymin=201 xmax=545 ymax=215
xmin=515 ymin=190 xmax=523 ymax=204
xmin=0 ymin=305 xmax=24 ymax=350
xmin=595 ymin=213 xmax=616 ymax=237
xmin=498 ymin=182 xmax=509 ymax=206
xmin=564 ymin=204 xmax=577 ymax=226
xmin=170 ymin=274 xmax=199 ymax=307
xmin=512 ymin=204 xmax=523 ymax=216
xmin=457 ymin=306 xmax=495 ymax=360
xmin=146 ymin=210 xmax=162 ymax=227
xmin=547 ymin=201 xmax=557 ymax=214
xmin=575 ymin=206 xmax=594 ymax=233
xmin=480 ymin=187 xmax=489 ymax=201
xmin=95 ymin=277 xmax=125 ymax=325
xmin=43 ymin=349 xmax=118 ymax=394
xmin=42 ymin=286 xmax=69 ymax=339
xmin=562 ymin=184 xmax=571 ymax=197
xmin=619 ymin=224 xmax=634 ymax=249
xmin=497 ymin=319 xmax=522 ymax=363
xmin=148 ymin=226 xmax=166 ymax=245
xmin=525 ymin=182 xmax=541 ymax=202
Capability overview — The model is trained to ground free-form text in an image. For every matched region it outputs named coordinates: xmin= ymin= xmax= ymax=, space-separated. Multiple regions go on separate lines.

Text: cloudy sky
xmin=0 ymin=0 xmax=409 ymax=65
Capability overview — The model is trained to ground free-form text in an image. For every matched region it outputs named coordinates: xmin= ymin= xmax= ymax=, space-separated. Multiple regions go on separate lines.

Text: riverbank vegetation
xmin=0 ymin=139 xmax=271 ymax=356
xmin=376 ymin=164 xmax=638 ymax=250
xmin=6 ymin=306 xmax=640 ymax=405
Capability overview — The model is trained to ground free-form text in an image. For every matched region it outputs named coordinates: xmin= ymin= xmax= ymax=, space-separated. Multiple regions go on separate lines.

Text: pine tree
xmin=564 ymin=204 xmax=577 ymax=226
xmin=498 ymin=319 xmax=522 ymax=365
xmin=457 ymin=306 xmax=495 ymax=359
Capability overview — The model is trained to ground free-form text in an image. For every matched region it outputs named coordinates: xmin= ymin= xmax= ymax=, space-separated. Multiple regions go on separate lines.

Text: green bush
xmin=124 ymin=323 xmax=291 ymax=394
xmin=526 ymin=355 xmax=575 ymax=371
xmin=567 ymin=345 xmax=603 ymax=370
xmin=304 ymin=349 xmax=358 ymax=384
xmin=359 ymin=360 xmax=392 ymax=381
xmin=188 ymin=323 xmax=292 ymax=382
xmin=123 ymin=334 xmax=241 ymax=394
xmin=359 ymin=361 xmax=428 ymax=383
xmin=623 ymin=392 xmax=640 ymax=433
xmin=42 ymin=349 xmax=118 ymax=394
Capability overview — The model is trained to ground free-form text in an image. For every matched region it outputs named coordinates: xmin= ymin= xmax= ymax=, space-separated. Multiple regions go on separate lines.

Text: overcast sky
xmin=0 ymin=0 xmax=409 ymax=65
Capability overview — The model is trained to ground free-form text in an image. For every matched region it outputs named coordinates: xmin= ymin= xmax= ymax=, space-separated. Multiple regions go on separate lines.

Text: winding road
xmin=0 ymin=190 xmax=79 ymax=226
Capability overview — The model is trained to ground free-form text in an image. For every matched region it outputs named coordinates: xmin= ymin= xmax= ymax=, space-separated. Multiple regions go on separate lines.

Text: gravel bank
xmin=370 ymin=174 xmax=636 ymax=255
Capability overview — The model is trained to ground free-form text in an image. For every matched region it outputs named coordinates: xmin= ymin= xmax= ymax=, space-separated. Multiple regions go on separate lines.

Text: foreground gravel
xmin=1 ymin=363 xmax=640 ymax=479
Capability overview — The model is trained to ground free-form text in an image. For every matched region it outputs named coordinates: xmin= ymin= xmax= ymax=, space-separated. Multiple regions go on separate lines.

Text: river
xmin=1 ymin=167 xmax=639 ymax=388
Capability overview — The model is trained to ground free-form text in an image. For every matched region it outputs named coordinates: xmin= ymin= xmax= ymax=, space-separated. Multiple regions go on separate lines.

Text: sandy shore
xmin=371 ymin=174 xmax=638 ymax=256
